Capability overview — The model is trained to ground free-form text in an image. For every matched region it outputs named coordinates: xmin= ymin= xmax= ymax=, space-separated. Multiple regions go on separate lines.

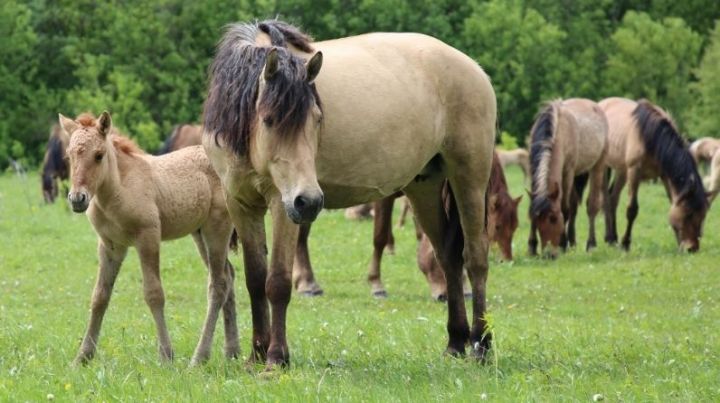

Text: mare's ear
xmin=58 ymin=114 xmax=78 ymax=136
xmin=306 ymin=51 xmax=323 ymax=83
xmin=513 ymin=195 xmax=523 ymax=206
xmin=98 ymin=111 xmax=112 ymax=137
xmin=548 ymin=181 xmax=560 ymax=200
xmin=263 ymin=48 xmax=279 ymax=81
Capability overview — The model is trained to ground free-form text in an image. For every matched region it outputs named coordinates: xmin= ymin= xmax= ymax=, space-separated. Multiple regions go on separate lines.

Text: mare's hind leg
xmin=226 ymin=196 xmax=270 ymax=363
xmin=292 ymin=223 xmax=323 ymax=296
xmin=621 ymin=168 xmax=641 ymax=251
xmin=190 ymin=225 xmax=236 ymax=365
xmin=586 ymin=163 xmax=605 ymax=251
xmin=367 ymin=195 xmax=395 ymax=298
xmin=404 ymin=177 xmax=470 ymax=356
xmin=74 ymin=240 xmax=127 ymax=365
xmin=136 ymin=230 xmax=173 ymax=361
xmin=604 ymin=170 xmax=626 ymax=244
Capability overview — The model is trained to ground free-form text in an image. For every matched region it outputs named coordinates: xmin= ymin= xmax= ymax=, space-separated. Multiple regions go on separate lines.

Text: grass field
xmin=0 ymin=166 xmax=718 ymax=402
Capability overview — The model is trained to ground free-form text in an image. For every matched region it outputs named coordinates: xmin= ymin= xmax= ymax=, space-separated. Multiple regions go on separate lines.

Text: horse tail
xmin=529 ymin=101 xmax=560 ymax=217
xmin=157 ymin=125 xmax=182 ymax=155
xmin=439 ymin=180 xmax=464 ymax=272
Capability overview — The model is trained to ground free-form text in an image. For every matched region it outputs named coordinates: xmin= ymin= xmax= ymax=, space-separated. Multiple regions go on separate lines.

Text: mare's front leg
xmin=367 ymin=195 xmax=395 ymax=297
xmin=621 ymin=168 xmax=641 ymax=251
xmin=136 ymin=230 xmax=173 ymax=361
xmin=292 ymin=223 xmax=323 ymax=296
xmin=74 ymin=240 xmax=127 ymax=365
xmin=226 ymin=196 xmax=270 ymax=364
xmin=266 ymin=199 xmax=301 ymax=369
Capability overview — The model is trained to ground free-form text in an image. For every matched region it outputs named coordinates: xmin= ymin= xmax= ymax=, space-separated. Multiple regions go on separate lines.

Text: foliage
xmin=1 ymin=1 xmax=720 ymax=167
xmin=498 ymin=131 xmax=520 ymax=150
xmin=688 ymin=21 xmax=720 ymax=138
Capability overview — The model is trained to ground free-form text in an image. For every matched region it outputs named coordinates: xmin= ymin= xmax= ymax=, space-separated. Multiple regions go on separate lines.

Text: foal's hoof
xmin=470 ymin=334 xmax=493 ymax=362
xmin=372 ymin=290 xmax=388 ymax=299
xmin=621 ymin=239 xmax=631 ymax=251
xmin=433 ymin=293 xmax=447 ymax=303
xmin=384 ymin=245 xmax=396 ymax=255
xmin=604 ymin=236 xmax=617 ymax=245
xmin=297 ymin=283 xmax=324 ymax=297
xmin=72 ymin=352 xmax=94 ymax=367
xmin=586 ymin=240 xmax=597 ymax=252
xmin=159 ymin=347 xmax=174 ymax=363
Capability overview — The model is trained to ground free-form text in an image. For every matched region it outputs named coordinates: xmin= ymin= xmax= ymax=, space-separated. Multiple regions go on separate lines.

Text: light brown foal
xmin=60 ymin=112 xmax=237 ymax=366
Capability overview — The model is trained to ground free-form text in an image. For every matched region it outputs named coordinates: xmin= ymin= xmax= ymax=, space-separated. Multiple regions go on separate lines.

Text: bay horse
xmin=203 ymin=20 xmax=496 ymax=370
xmin=497 ymin=148 xmax=530 ymax=184
xmin=292 ymin=151 xmax=520 ymax=299
xmin=59 ymin=112 xmax=238 ymax=366
xmin=600 ymin=98 xmax=709 ymax=251
xmin=527 ymin=98 xmax=608 ymax=258
xmin=157 ymin=124 xmax=203 ymax=154
xmin=41 ymin=124 xmax=70 ymax=203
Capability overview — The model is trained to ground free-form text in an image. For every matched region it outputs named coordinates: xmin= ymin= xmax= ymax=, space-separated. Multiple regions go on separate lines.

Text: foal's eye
xmin=95 ymin=153 xmax=104 ymax=162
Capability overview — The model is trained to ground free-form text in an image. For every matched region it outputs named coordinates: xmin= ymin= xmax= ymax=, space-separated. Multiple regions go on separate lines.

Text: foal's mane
xmin=529 ymin=101 xmax=560 ymax=217
xmin=76 ymin=113 xmax=144 ymax=156
xmin=633 ymin=100 xmax=706 ymax=210
xmin=203 ymin=20 xmax=321 ymax=157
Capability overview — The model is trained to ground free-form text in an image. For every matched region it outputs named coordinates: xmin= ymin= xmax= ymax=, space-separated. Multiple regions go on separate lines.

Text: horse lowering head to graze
xmin=528 ymin=99 xmax=608 ymax=258
xmin=487 ymin=152 xmax=521 ymax=261
xmin=157 ymin=124 xmax=203 ymax=154
xmin=41 ymin=124 xmax=70 ymax=203
xmin=601 ymin=98 xmax=708 ymax=252
xmin=58 ymin=111 xmax=238 ymax=366
xmin=203 ymin=19 xmax=496 ymax=370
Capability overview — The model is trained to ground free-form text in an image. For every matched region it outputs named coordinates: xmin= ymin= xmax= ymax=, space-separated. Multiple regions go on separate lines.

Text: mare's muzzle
xmin=68 ymin=191 xmax=90 ymax=213
xmin=285 ymin=191 xmax=324 ymax=224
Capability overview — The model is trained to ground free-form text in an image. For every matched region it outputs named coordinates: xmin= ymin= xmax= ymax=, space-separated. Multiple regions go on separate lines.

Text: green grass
xmin=1 ymin=166 xmax=718 ymax=402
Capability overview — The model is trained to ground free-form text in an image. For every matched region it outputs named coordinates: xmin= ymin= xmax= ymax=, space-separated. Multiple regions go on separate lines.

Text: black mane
xmin=529 ymin=103 xmax=557 ymax=217
xmin=42 ymin=128 xmax=67 ymax=179
xmin=633 ymin=100 xmax=707 ymax=210
xmin=157 ymin=124 xmax=182 ymax=155
xmin=203 ymin=20 xmax=321 ymax=157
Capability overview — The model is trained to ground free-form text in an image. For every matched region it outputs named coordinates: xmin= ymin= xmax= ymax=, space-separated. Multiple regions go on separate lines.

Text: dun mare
xmin=203 ymin=20 xmax=496 ymax=370
xmin=41 ymin=124 xmax=70 ymax=203
xmin=704 ymin=151 xmax=720 ymax=203
xmin=528 ymin=98 xmax=608 ymax=258
xmin=600 ymin=98 xmax=709 ymax=251
xmin=293 ymin=151 xmax=520 ymax=299
xmin=60 ymin=112 xmax=238 ymax=366
xmin=157 ymin=124 xmax=203 ymax=154
xmin=689 ymin=137 xmax=720 ymax=170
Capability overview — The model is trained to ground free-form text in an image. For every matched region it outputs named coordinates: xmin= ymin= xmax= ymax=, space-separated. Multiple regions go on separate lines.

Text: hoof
xmin=372 ymin=290 xmax=388 ymax=299
xmin=586 ymin=240 xmax=597 ymax=252
xmin=159 ymin=347 xmax=174 ymax=362
xmin=299 ymin=289 xmax=323 ymax=297
xmin=384 ymin=245 xmax=396 ymax=255
xmin=621 ymin=239 xmax=631 ymax=251
xmin=470 ymin=334 xmax=492 ymax=362
xmin=72 ymin=352 xmax=93 ymax=367
xmin=433 ymin=293 xmax=447 ymax=303
xmin=443 ymin=346 xmax=465 ymax=358
xmin=225 ymin=346 xmax=240 ymax=360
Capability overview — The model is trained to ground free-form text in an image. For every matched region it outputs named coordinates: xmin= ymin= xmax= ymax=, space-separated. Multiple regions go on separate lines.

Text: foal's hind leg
xmin=74 ymin=240 xmax=127 ymax=365
xmin=367 ymin=195 xmax=395 ymax=298
xmin=292 ymin=223 xmax=323 ymax=296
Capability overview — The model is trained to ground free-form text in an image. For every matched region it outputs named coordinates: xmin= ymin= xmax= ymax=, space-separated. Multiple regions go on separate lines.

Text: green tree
xmin=688 ymin=20 xmax=720 ymax=138
xmin=604 ymin=11 xmax=702 ymax=129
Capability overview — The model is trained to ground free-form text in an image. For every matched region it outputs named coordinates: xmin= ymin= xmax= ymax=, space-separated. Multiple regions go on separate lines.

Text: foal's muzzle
xmin=285 ymin=191 xmax=324 ymax=224
xmin=68 ymin=191 xmax=90 ymax=213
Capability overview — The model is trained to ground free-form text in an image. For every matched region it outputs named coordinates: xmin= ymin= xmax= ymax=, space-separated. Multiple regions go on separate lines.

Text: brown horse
xmin=157 ymin=124 xmax=203 ymax=154
xmin=600 ymin=98 xmax=709 ymax=251
xmin=528 ymin=98 xmax=608 ymax=258
xmin=203 ymin=20 xmax=496 ymax=369
xmin=41 ymin=124 xmax=70 ymax=203
xmin=59 ymin=112 xmax=238 ymax=366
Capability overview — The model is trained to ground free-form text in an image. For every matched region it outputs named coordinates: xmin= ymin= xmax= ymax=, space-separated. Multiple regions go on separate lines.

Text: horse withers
xmin=527 ymin=98 xmax=608 ymax=258
xmin=203 ymin=20 xmax=496 ymax=370
xmin=600 ymin=98 xmax=709 ymax=252
xmin=59 ymin=112 xmax=238 ymax=366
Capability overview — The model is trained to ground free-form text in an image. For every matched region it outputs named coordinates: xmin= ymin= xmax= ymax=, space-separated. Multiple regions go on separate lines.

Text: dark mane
xmin=529 ymin=102 xmax=558 ymax=217
xmin=203 ymin=20 xmax=321 ymax=157
xmin=633 ymin=100 xmax=707 ymax=210
xmin=42 ymin=125 xmax=68 ymax=180
xmin=157 ymin=124 xmax=183 ymax=155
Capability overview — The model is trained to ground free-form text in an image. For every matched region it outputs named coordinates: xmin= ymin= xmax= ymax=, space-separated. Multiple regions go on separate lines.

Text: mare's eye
xmin=95 ymin=153 xmax=104 ymax=163
xmin=263 ymin=116 xmax=273 ymax=126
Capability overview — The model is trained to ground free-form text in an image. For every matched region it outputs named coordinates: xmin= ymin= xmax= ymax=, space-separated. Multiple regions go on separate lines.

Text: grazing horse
xmin=689 ymin=137 xmax=720 ymax=170
xmin=203 ymin=20 xmax=496 ymax=370
xmin=704 ymin=150 xmax=720 ymax=203
xmin=59 ymin=112 xmax=238 ymax=366
xmin=528 ymin=98 xmax=608 ymax=258
xmin=41 ymin=124 xmax=70 ymax=203
xmin=497 ymin=148 xmax=530 ymax=184
xmin=600 ymin=98 xmax=709 ymax=251
xmin=157 ymin=124 xmax=203 ymax=154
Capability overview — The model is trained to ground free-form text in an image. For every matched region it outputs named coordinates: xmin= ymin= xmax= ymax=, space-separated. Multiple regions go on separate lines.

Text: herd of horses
xmin=39 ymin=20 xmax=717 ymax=371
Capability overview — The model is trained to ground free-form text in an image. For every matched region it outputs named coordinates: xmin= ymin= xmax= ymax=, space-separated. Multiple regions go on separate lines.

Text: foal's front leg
xmin=136 ymin=230 xmax=173 ymax=361
xmin=74 ymin=240 xmax=127 ymax=365
xmin=265 ymin=199 xmax=301 ymax=370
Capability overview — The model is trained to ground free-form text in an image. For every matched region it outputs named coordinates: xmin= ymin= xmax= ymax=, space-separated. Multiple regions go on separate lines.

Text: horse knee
xmin=265 ymin=270 xmax=291 ymax=305
xmin=144 ymin=287 xmax=165 ymax=309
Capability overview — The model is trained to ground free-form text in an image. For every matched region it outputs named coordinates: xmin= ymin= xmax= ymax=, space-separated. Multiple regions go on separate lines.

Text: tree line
xmin=2 ymin=0 xmax=719 ymax=168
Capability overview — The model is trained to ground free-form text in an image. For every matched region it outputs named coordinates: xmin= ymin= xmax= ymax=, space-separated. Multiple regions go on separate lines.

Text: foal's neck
xmin=94 ymin=145 xmax=126 ymax=207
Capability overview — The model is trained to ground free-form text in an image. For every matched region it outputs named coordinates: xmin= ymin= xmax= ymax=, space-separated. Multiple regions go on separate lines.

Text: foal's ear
xmin=263 ymin=48 xmax=279 ymax=81
xmin=98 ymin=111 xmax=112 ymax=137
xmin=58 ymin=114 xmax=78 ymax=136
xmin=305 ymin=51 xmax=323 ymax=84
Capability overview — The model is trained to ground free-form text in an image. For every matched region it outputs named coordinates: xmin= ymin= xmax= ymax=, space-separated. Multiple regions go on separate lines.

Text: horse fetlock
xmin=159 ymin=345 xmax=174 ymax=362
xmin=73 ymin=349 xmax=95 ymax=366
xmin=470 ymin=333 xmax=492 ymax=362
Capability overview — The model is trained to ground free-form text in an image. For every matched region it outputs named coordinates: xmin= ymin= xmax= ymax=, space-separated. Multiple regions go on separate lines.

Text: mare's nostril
xmin=294 ymin=195 xmax=308 ymax=210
